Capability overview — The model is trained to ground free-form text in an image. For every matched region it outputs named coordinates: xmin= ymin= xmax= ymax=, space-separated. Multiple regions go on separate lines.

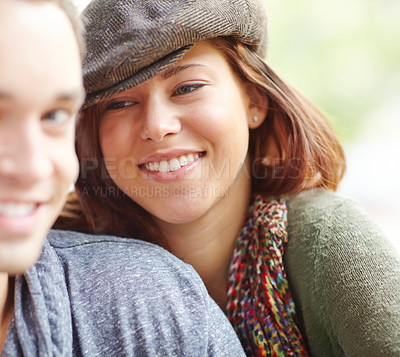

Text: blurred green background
xmin=265 ymin=0 xmax=400 ymax=142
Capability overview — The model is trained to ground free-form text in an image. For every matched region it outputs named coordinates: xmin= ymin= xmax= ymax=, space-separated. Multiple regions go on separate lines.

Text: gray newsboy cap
xmin=81 ymin=0 xmax=268 ymax=109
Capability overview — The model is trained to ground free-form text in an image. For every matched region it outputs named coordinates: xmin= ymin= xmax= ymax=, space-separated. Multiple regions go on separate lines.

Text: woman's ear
xmin=247 ymin=88 xmax=268 ymax=129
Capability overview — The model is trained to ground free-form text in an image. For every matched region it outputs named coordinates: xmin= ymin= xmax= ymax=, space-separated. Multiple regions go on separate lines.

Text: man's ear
xmin=247 ymin=88 xmax=268 ymax=129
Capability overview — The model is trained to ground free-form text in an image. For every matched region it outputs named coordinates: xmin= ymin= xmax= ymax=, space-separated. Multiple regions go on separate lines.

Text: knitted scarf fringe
xmin=226 ymin=195 xmax=308 ymax=356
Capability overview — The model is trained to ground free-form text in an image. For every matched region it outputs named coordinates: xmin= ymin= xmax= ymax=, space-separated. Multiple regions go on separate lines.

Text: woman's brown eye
xmin=105 ymin=101 xmax=135 ymax=111
xmin=176 ymin=86 xmax=194 ymax=95
xmin=175 ymin=83 xmax=203 ymax=96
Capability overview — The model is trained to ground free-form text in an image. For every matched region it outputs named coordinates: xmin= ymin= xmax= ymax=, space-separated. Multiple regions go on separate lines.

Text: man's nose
xmin=0 ymin=118 xmax=53 ymax=185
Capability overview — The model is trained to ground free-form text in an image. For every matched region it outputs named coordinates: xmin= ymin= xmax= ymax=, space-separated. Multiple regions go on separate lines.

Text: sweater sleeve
xmin=285 ymin=189 xmax=400 ymax=357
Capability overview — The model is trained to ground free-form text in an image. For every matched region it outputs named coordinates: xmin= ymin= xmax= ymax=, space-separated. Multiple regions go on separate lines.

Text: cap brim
xmin=82 ymin=45 xmax=192 ymax=110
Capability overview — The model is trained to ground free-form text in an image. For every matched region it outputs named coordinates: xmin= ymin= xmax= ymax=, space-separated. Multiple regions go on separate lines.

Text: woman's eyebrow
xmin=161 ymin=64 xmax=205 ymax=80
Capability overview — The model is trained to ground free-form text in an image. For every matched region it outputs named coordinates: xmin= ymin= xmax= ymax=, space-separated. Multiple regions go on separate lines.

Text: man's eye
xmin=105 ymin=101 xmax=136 ymax=111
xmin=42 ymin=109 xmax=71 ymax=124
xmin=175 ymin=83 xmax=204 ymax=96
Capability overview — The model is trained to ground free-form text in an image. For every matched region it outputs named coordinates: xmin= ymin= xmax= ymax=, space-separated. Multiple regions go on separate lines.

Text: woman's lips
xmin=139 ymin=151 xmax=206 ymax=173
xmin=138 ymin=151 xmax=206 ymax=182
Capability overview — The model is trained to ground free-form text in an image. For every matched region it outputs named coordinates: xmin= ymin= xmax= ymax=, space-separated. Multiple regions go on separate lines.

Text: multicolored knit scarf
xmin=226 ymin=195 xmax=308 ymax=356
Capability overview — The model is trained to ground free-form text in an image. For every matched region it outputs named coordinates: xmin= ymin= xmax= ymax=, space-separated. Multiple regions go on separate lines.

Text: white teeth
xmin=186 ymin=153 xmax=194 ymax=163
xmin=144 ymin=153 xmax=202 ymax=173
xmin=0 ymin=202 xmax=36 ymax=217
xmin=159 ymin=161 xmax=169 ymax=173
xmin=179 ymin=156 xmax=188 ymax=166
xmin=169 ymin=158 xmax=181 ymax=172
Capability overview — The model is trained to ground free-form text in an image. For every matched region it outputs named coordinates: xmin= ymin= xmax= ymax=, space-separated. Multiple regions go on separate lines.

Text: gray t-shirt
xmin=2 ymin=230 xmax=245 ymax=356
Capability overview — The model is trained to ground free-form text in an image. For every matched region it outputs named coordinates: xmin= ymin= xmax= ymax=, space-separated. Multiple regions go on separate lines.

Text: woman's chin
xmin=134 ymin=189 xmax=224 ymax=225
xmin=150 ymin=202 xmax=211 ymax=226
xmin=154 ymin=211 xmax=205 ymax=225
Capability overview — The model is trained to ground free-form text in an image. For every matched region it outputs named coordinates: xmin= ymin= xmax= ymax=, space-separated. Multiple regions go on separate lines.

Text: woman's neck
xmin=0 ymin=273 xmax=14 ymax=352
xmin=158 ymin=163 xmax=251 ymax=309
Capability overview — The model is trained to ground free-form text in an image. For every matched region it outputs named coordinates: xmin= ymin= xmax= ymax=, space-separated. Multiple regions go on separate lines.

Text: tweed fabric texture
xmin=81 ymin=0 xmax=268 ymax=109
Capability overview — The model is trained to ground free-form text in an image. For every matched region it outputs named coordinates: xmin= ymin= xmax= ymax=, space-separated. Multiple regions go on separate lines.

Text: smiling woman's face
xmin=0 ymin=0 xmax=83 ymax=274
xmin=99 ymin=41 xmax=264 ymax=225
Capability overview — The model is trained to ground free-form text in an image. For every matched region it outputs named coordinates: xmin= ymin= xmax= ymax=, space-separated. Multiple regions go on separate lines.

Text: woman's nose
xmin=140 ymin=97 xmax=182 ymax=142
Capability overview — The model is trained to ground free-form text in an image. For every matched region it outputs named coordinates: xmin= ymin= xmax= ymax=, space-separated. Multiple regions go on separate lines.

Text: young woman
xmin=63 ymin=0 xmax=400 ymax=355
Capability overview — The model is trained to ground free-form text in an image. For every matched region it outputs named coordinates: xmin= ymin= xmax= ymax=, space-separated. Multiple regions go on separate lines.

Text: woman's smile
xmin=140 ymin=151 xmax=205 ymax=173
xmin=138 ymin=151 xmax=206 ymax=183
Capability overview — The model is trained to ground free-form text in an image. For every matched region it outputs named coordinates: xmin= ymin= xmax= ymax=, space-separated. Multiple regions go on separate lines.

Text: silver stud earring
xmin=252 ymin=116 xmax=258 ymax=123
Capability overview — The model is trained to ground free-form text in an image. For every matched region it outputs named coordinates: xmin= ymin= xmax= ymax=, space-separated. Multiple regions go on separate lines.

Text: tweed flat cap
xmin=81 ymin=0 xmax=268 ymax=109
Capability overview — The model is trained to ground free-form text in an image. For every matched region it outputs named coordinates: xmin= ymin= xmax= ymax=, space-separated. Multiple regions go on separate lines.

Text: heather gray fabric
xmin=2 ymin=240 xmax=72 ymax=356
xmin=81 ymin=0 xmax=268 ymax=109
xmin=2 ymin=232 xmax=245 ymax=356
xmin=285 ymin=189 xmax=400 ymax=356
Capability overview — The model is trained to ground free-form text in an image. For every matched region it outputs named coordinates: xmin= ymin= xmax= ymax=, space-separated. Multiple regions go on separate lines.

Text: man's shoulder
xmin=46 ymin=229 xmax=199 ymax=283
xmin=48 ymin=229 xmax=161 ymax=251
xmin=44 ymin=231 xmax=245 ymax=356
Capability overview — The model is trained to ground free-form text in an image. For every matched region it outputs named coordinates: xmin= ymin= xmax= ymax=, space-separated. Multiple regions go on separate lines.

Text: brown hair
xmin=210 ymin=37 xmax=345 ymax=196
xmin=56 ymin=37 xmax=345 ymax=242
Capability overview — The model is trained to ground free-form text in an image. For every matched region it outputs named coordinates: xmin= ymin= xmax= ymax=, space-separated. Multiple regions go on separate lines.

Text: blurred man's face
xmin=0 ymin=0 xmax=84 ymax=274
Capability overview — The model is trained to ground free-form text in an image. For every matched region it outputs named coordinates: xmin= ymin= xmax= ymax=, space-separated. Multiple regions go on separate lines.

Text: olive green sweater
xmin=286 ymin=189 xmax=400 ymax=356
